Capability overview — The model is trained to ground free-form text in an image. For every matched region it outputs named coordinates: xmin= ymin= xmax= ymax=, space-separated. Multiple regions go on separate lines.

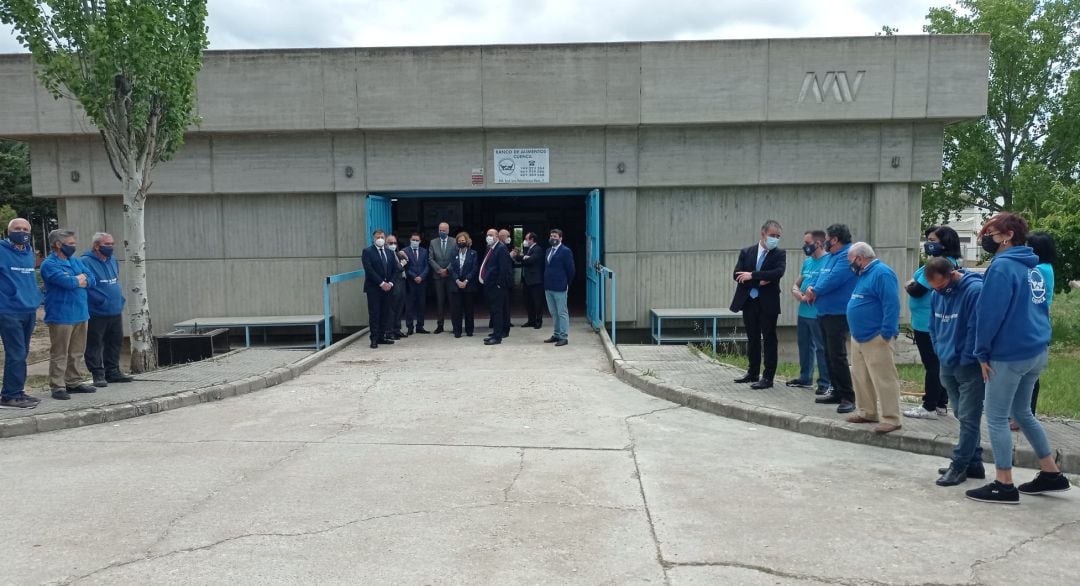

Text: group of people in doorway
xmin=731 ymin=213 xmax=1068 ymax=504
xmin=362 ymin=222 xmax=576 ymax=348
xmin=0 ymin=219 xmax=133 ymax=410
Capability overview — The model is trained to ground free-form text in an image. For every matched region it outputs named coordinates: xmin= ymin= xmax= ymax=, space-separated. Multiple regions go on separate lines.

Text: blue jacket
xmin=404 ymin=246 xmax=430 ymax=282
xmin=0 ymin=239 xmax=43 ymax=314
xmin=909 ymin=256 xmax=961 ymax=332
xmin=808 ymin=243 xmax=857 ymax=316
xmin=40 ymin=253 xmax=96 ymax=324
xmin=543 ymin=244 xmax=575 ymax=292
xmin=80 ymin=250 xmax=125 ymax=317
xmin=974 ymin=246 xmax=1051 ymax=363
xmin=846 ymin=259 xmax=900 ymax=343
xmin=930 ymin=271 xmax=983 ymax=368
xmin=1036 ymin=262 xmax=1055 ymax=308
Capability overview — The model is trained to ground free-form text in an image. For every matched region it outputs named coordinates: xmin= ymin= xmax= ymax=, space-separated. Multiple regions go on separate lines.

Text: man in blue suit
xmin=543 ymin=229 xmax=576 ymax=347
xmin=479 ymin=228 xmax=513 ymax=345
xmin=361 ymin=229 xmax=395 ymax=349
xmin=404 ymin=232 xmax=430 ymax=335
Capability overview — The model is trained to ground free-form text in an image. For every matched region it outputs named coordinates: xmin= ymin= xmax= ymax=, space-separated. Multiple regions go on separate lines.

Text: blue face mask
xmin=765 ymin=236 xmax=781 ymax=250
xmin=8 ymin=232 xmax=30 ymax=246
xmin=924 ymin=242 xmax=943 ymax=257
xmin=60 ymin=244 xmax=76 ymax=258
xmin=802 ymin=243 xmax=816 ymax=256
xmin=99 ymin=245 xmax=114 ymax=258
xmin=824 ymin=240 xmax=833 ymax=252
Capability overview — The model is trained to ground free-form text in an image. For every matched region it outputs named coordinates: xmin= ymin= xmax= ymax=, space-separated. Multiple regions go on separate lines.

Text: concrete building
xmin=0 ymin=36 xmax=989 ymax=337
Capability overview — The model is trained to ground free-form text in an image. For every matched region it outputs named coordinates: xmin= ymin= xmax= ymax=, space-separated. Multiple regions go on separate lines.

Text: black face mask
xmin=981 ymin=234 xmax=1002 ymax=255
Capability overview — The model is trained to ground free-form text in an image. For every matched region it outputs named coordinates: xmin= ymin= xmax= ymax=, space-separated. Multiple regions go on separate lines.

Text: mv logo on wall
xmin=798 ymin=71 xmax=866 ymax=103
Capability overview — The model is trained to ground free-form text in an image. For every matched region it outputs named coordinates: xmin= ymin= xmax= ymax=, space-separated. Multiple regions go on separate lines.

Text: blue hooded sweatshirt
xmin=807 ymin=243 xmax=857 ymax=316
xmin=974 ymin=246 xmax=1051 ymax=363
xmin=0 ymin=239 xmax=43 ymax=314
xmin=80 ymin=249 xmax=125 ymax=317
xmin=929 ymin=271 xmax=983 ymax=368
xmin=40 ymin=252 xmax=96 ymax=324
xmin=846 ymin=259 xmax=900 ymax=343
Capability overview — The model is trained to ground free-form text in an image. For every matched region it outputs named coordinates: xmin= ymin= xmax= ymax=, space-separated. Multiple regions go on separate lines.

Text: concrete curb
xmin=598 ymin=332 xmax=1080 ymax=482
xmin=0 ymin=329 xmax=368 ymax=440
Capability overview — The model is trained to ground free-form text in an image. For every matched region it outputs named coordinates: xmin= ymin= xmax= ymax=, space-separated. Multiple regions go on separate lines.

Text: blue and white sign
xmin=494 ymin=148 xmax=549 ymax=184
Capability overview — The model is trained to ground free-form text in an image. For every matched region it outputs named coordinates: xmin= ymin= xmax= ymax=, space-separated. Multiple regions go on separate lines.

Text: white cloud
xmin=0 ymin=0 xmax=945 ymax=54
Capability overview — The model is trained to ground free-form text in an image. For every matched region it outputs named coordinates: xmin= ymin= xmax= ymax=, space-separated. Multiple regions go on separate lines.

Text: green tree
xmin=0 ymin=1 xmax=208 ymax=372
xmin=921 ymin=0 xmax=1080 ymax=225
xmin=1033 ymin=182 xmax=1080 ymax=291
xmin=0 ymin=139 xmax=58 ymax=252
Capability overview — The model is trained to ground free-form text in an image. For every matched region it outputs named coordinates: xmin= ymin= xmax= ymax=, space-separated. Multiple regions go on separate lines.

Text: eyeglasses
xmin=984 ymin=231 xmax=1000 ymax=237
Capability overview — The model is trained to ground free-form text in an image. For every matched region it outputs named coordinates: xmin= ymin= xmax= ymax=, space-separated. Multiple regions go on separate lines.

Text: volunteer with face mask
xmin=0 ymin=218 xmax=44 ymax=409
xmin=804 ymin=223 xmax=858 ymax=414
xmin=730 ymin=220 xmax=787 ymax=389
xmin=41 ymin=229 xmax=97 ymax=400
xmin=80 ymin=232 xmax=134 ymax=388
xmin=787 ymin=229 xmax=830 ymax=394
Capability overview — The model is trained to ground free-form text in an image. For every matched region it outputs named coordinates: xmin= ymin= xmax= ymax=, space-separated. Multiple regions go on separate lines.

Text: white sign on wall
xmin=494 ymin=148 xmax=549 ymax=184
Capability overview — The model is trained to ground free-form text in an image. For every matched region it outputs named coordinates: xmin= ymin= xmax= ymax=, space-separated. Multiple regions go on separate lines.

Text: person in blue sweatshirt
xmin=804 ymin=223 xmax=858 ymax=414
xmin=924 ymin=257 xmax=985 ymax=486
xmin=81 ymin=232 xmax=133 ymax=388
xmin=843 ymin=243 xmax=902 ymax=434
xmin=40 ymin=229 xmax=97 ymax=401
xmin=0 ymin=218 xmax=45 ymax=410
xmin=1024 ymin=231 xmax=1056 ymax=418
xmin=965 ymin=213 xmax=1069 ymax=504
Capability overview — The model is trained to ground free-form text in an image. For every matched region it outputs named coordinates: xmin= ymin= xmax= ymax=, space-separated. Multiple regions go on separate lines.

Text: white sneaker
xmin=903 ymin=406 xmax=939 ymax=420
xmin=936 ymin=407 xmax=949 ymax=417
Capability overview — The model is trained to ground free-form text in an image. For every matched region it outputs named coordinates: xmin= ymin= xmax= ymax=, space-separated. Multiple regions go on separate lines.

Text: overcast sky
xmin=0 ymin=0 xmax=951 ymax=53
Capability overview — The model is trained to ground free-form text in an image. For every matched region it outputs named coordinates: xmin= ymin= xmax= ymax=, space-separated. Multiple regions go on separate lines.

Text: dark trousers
xmin=432 ymin=276 xmax=449 ymax=326
xmin=366 ymin=289 xmax=390 ymax=341
xmin=450 ymin=291 xmax=475 ymax=335
xmin=819 ymin=314 xmax=855 ymax=403
xmin=913 ymin=329 xmax=947 ymax=410
xmin=85 ymin=314 xmax=123 ymax=379
xmin=741 ymin=297 xmax=779 ymax=380
xmin=0 ymin=312 xmax=35 ymax=398
xmin=385 ymin=283 xmax=405 ymax=334
xmin=524 ymin=283 xmax=545 ymax=325
xmin=405 ymin=280 xmax=426 ymax=329
xmin=485 ymin=285 xmax=507 ymax=340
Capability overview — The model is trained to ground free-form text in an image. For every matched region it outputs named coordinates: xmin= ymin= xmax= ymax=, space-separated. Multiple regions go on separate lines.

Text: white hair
xmin=92 ymin=232 xmax=111 ymax=246
xmin=849 ymin=242 xmax=876 ymax=259
xmin=7 ymin=218 xmax=29 ymax=231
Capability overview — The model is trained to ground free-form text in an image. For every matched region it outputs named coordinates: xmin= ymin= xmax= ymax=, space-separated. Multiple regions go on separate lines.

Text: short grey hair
xmin=92 ymin=232 xmax=111 ymax=246
xmin=849 ymin=241 xmax=876 ymax=259
xmin=47 ymin=229 xmax=75 ymax=249
xmin=7 ymin=218 xmax=29 ymax=231
xmin=761 ymin=219 xmax=783 ymax=232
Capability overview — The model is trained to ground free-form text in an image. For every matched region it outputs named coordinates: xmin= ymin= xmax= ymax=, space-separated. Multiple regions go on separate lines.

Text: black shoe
xmin=938 ymin=464 xmax=986 ymax=479
xmin=0 ymin=394 xmax=38 ymax=409
xmin=434 ymin=325 xmax=445 ymax=334
xmin=936 ymin=465 xmax=969 ymax=487
xmin=394 ymin=331 xmax=407 ymax=338
xmin=93 ymin=376 xmax=109 ymax=388
xmin=544 ymin=336 xmax=558 ymax=343
xmin=555 ymin=339 xmax=568 ymax=347
xmin=106 ymin=373 xmax=134 ymax=383
xmin=415 ymin=328 xmax=430 ymax=334
xmin=733 ymin=374 xmax=759 ymax=384
xmin=836 ymin=401 xmax=856 ymax=414
xmin=815 ymin=392 xmax=841 ymax=404
xmin=534 ymin=323 xmax=542 ymax=329
xmin=407 ymin=328 xmax=414 ymax=336
xmin=454 ymin=333 xmax=462 ymax=338
xmin=966 ymin=481 xmax=1020 ymax=505
xmin=66 ymin=384 xmax=98 ymax=394
xmin=521 ymin=322 xmax=535 ymax=328
xmin=785 ymin=379 xmax=813 ymax=389
xmin=815 ymin=386 xmax=831 ymax=396
xmin=466 ymin=332 xmax=474 ymax=337
xmin=51 ymin=388 xmax=71 ymax=400
xmin=370 ymin=341 xmax=379 ymax=349
xmin=749 ymin=379 xmax=773 ymax=389
xmin=379 ymin=339 xmax=395 ymax=345
xmin=1018 ymin=471 xmax=1072 ymax=495
xmin=508 ymin=323 xmax=515 ymax=328
xmin=484 ymin=338 xmax=502 ymax=345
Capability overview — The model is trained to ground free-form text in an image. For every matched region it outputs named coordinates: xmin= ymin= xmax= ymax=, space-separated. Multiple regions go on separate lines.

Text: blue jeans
xmin=984 ymin=349 xmax=1051 ymax=471
xmin=0 ymin=312 xmax=36 ymax=398
xmin=796 ymin=316 xmax=830 ymax=388
xmin=545 ymin=290 xmax=569 ymax=340
xmin=939 ymin=362 xmax=984 ymax=468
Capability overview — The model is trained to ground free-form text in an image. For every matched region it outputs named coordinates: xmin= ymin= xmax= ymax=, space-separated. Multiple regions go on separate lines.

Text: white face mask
xmin=387 ymin=244 xmax=397 ymax=251
xmin=375 ymin=238 xmax=386 ymax=247
xmin=485 ymin=235 xmax=495 ymax=246
xmin=503 ymin=237 xmax=512 ymax=244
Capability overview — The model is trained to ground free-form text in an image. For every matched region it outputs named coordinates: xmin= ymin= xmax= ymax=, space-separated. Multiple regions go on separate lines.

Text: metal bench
xmin=650 ymin=308 xmax=748 ymax=352
xmin=173 ymin=315 xmax=331 ymax=350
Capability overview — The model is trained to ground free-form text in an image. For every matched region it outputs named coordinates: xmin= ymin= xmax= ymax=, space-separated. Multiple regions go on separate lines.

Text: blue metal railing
xmin=597 ymin=265 xmax=617 ymax=346
xmin=323 ymin=269 xmax=365 ymax=346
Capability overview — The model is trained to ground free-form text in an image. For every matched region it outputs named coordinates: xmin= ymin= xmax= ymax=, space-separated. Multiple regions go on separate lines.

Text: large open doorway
xmin=365 ymin=189 xmax=601 ymax=324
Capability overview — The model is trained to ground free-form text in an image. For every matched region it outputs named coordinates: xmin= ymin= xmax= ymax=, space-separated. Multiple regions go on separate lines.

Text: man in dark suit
xmin=543 ymin=228 xmax=576 ymax=347
xmin=404 ymin=232 xmax=430 ymax=335
xmin=730 ymin=220 xmax=787 ymax=389
xmin=514 ymin=232 xmax=545 ymax=329
xmin=448 ymin=231 xmax=478 ymax=338
xmin=384 ymin=234 xmax=409 ymax=339
xmin=479 ymin=228 xmax=512 ymax=345
xmin=361 ymin=229 xmax=395 ymax=349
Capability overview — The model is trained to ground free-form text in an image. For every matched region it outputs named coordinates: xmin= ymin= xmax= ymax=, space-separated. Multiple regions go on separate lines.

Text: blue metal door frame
xmin=585 ymin=189 xmax=602 ymax=330
xmin=365 ymin=194 xmax=393 ymax=245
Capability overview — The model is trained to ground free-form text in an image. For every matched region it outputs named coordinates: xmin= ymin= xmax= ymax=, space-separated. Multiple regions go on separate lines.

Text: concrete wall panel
xmin=912 ymin=122 xmax=945 ymax=181
xmin=146 ymin=196 xmax=224 ymax=260
xmin=605 ymin=44 xmax=642 ymax=125
xmin=892 ymin=36 xmax=930 ymax=118
xmin=224 ymin=258 xmax=336 ymax=316
xmin=57 ymin=197 xmax=106 ymax=249
xmin=760 ymin=124 xmax=881 ymax=184
xmin=603 ymin=188 xmax=637 ymax=254
xmin=29 ymin=139 xmax=60 ymax=197
xmin=197 ymin=51 xmax=326 ymax=132
xmin=322 ymin=49 xmax=359 ymax=130
xmin=481 ymin=45 xmax=609 ymax=127
xmin=604 ymin=128 xmax=639 ymax=188
xmin=879 ymin=124 xmax=914 ymax=183
xmin=144 ymin=260 xmax=227 ymax=330
xmin=33 ymin=84 xmax=79 ymax=135
xmin=356 ymin=47 xmax=482 ymax=128
xmin=485 ymin=128 xmax=605 ymax=189
xmin=927 ymin=36 xmax=990 ymax=119
xmin=89 ymin=136 xmax=213 ymax=196
xmin=638 ymin=126 xmax=761 ymax=186
xmin=222 ymin=194 xmax=337 ymax=259
xmin=332 ymin=257 xmax=366 ymax=329
xmin=335 ymin=193 xmax=364 ymax=258
xmin=331 ymin=133 xmax=366 ymax=192
xmin=871 ymin=183 xmax=912 ymax=249
xmin=213 ymin=134 xmax=333 ymax=193
xmin=366 ymin=131 xmax=483 ymax=191
xmin=0 ymin=55 xmax=37 ymax=135
xmin=602 ymin=252 xmax=638 ymax=323
xmin=641 ymin=40 xmax=767 ymax=124
xmin=57 ymin=137 xmax=94 ymax=196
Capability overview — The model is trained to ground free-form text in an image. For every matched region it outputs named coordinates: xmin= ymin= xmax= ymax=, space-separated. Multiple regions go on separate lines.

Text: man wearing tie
xmin=427 ymin=221 xmax=454 ymax=334
xmin=384 ymin=234 xmax=409 ymax=340
xmin=405 ymin=232 xmax=430 ymax=335
xmin=479 ymin=228 xmax=512 ymax=346
xmin=543 ymin=229 xmax=575 ymax=347
xmin=514 ymin=232 xmax=545 ymax=329
xmin=361 ymin=229 xmax=395 ymax=349
xmin=730 ymin=220 xmax=787 ymax=389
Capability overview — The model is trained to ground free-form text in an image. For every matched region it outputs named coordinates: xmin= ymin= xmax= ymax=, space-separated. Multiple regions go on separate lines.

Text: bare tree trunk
xmin=123 ymin=161 xmax=157 ymax=373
